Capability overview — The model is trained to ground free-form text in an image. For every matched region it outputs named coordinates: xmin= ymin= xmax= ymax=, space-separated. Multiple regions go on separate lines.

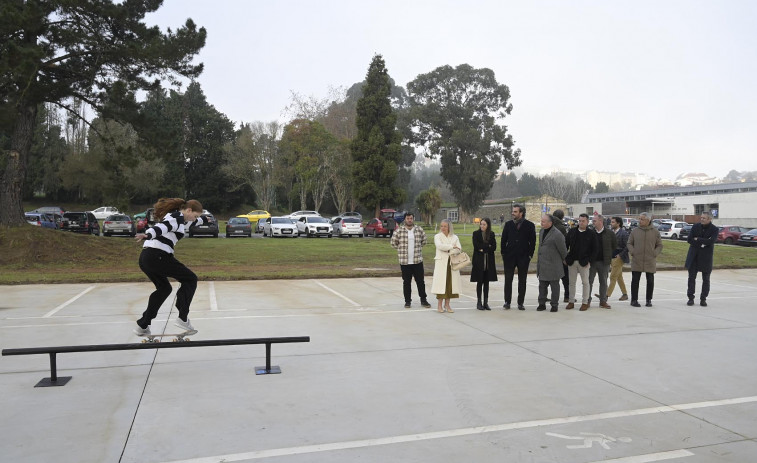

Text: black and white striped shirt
xmin=143 ymin=211 xmax=203 ymax=254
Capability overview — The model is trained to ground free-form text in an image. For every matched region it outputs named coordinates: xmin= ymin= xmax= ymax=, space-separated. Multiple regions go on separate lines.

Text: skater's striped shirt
xmin=143 ymin=211 xmax=204 ymax=254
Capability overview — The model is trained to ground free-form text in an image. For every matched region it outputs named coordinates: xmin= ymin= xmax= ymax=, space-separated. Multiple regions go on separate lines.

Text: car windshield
xmin=308 ymin=217 xmax=329 ymax=223
xmin=342 ymin=218 xmax=361 ymax=223
xmin=108 ymin=215 xmax=129 ymax=221
xmin=744 ymin=229 xmax=757 ymax=236
xmin=272 ymin=218 xmax=291 ymax=224
xmin=64 ymin=213 xmax=86 ymax=220
xmin=229 ymin=218 xmax=248 ymax=224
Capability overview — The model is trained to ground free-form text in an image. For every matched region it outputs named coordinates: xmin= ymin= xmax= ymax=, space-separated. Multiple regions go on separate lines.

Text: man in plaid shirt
xmin=391 ymin=212 xmax=432 ymax=309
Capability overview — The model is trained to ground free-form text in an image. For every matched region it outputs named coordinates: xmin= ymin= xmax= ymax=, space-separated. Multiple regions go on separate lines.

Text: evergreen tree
xmin=351 ymin=55 xmax=403 ymax=218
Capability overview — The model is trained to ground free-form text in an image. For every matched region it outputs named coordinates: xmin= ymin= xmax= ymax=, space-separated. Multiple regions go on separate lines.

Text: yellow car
xmin=237 ymin=210 xmax=271 ymax=222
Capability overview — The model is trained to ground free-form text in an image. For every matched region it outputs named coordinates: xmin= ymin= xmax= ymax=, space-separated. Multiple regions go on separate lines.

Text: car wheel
xmin=671 ymin=234 xmax=677 ymax=240
xmin=725 ymin=237 xmax=733 ymax=245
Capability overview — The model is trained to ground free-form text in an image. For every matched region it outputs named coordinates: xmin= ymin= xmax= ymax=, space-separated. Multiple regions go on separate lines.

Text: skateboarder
xmin=133 ymin=198 xmax=204 ymax=336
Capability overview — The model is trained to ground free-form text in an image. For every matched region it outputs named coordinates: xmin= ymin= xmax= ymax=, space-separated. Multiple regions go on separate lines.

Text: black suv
xmin=62 ymin=211 xmax=101 ymax=235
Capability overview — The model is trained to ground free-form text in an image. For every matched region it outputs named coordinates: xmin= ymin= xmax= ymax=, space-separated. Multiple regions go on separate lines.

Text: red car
xmin=717 ymin=225 xmax=751 ymax=245
xmin=363 ymin=218 xmax=391 ymax=237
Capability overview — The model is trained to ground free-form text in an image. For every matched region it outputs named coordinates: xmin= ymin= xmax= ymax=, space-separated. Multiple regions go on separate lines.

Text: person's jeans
xmin=687 ymin=268 xmax=711 ymax=300
xmin=631 ymin=271 xmax=655 ymax=302
xmin=138 ymin=248 xmax=197 ymax=328
xmin=589 ymin=260 xmax=611 ymax=303
xmin=401 ymin=262 xmax=428 ymax=303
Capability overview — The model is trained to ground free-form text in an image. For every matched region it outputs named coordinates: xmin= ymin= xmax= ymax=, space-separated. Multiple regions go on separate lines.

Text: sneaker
xmin=420 ymin=300 xmax=431 ymax=308
xmin=619 ymin=294 xmax=628 ymax=301
xmin=134 ymin=324 xmax=151 ymax=336
xmin=174 ymin=318 xmax=195 ymax=332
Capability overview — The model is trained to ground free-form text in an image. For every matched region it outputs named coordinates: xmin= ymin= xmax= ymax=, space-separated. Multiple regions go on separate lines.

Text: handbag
xmin=450 ymin=251 xmax=471 ymax=271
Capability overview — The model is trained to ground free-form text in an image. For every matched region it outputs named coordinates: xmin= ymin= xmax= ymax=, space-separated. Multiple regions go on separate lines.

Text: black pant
xmin=476 ymin=281 xmax=490 ymax=303
xmin=504 ymin=260 xmax=529 ymax=305
xmin=560 ymin=263 xmax=570 ymax=298
xmin=137 ymin=248 xmax=197 ymax=328
xmin=631 ymin=271 xmax=655 ymax=302
xmin=538 ymin=280 xmax=560 ymax=308
xmin=401 ymin=262 xmax=428 ymax=304
xmin=687 ymin=268 xmax=711 ymax=300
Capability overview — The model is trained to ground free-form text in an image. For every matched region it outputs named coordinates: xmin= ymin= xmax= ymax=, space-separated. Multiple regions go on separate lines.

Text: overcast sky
xmin=146 ymin=0 xmax=757 ymax=181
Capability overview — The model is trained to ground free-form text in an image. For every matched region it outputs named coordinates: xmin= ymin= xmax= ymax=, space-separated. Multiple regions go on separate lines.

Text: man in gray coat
xmin=537 ymin=214 xmax=568 ymax=312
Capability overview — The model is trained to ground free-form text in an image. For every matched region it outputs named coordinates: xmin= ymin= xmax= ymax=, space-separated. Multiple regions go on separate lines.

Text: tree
xmin=351 ymin=55 xmax=404 ymax=218
xmin=1 ymin=0 xmax=206 ymax=225
xmin=595 ymin=181 xmax=610 ymax=193
xmin=415 ymin=187 xmax=442 ymax=225
xmin=518 ymin=172 xmax=541 ymax=196
xmin=407 ymin=64 xmax=521 ymax=220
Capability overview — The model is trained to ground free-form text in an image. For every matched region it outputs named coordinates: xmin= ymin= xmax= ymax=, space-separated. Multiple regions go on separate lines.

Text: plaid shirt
xmin=391 ymin=225 xmax=427 ymax=265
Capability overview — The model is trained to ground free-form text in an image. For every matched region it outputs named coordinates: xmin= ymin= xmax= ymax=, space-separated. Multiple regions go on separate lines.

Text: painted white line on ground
xmin=591 ymin=449 xmax=694 ymax=462
xmin=208 ymin=281 xmax=218 ymax=311
xmin=161 ymin=396 xmax=756 ymax=463
xmin=43 ymin=285 xmax=97 ymax=318
xmin=311 ymin=280 xmax=361 ymax=307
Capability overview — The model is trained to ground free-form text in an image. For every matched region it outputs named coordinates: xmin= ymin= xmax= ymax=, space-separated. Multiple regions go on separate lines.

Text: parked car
xmin=91 ymin=206 xmax=120 ymax=220
xmin=188 ymin=213 xmax=219 ymax=237
xmin=30 ymin=206 xmax=66 ymax=216
xmin=255 ymin=218 xmax=267 ymax=234
xmin=62 ymin=211 xmax=100 ymax=235
xmin=295 ymin=216 xmax=332 ymax=237
xmin=659 ymin=221 xmax=688 ymax=240
xmin=25 ymin=213 xmax=57 ymax=229
xmin=678 ymin=224 xmax=693 ymax=240
xmin=237 ymin=210 xmax=271 ymax=222
xmin=102 ymin=214 xmax=136 ymax=237
xmin=717 ymin=225 xmax=751 ymax=245
xmin=340 ymin=211 xmax=362 ymax=221
xmin=225 ymin=217 xmax=252 ymax=238
xmin=289 ymin=210 xmax=321 ymax=219
xmin=736 ymin=229 xmax=757 ymax=247
xmin=134 ymin=208 xmax=155 ymax=233
xmin=263 ymin=216 xmax=298 ymax=238
xmin=364 ymin=218 xmax=391 ymax=237
xmin=331 ymin=216 xmax=364 ymax=237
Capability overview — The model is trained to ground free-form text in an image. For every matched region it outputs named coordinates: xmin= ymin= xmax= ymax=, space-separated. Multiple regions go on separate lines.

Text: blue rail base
xmin=255 ymin=365 xmax=281 ymax=375
xmin=36 ymin=377 xmax=72 ymax=388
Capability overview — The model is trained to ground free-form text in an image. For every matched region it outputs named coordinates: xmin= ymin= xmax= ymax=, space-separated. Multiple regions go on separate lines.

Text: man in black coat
xmin=685 ymin=212 xmax=719 ymax=307
xmin=501 ymin=204 xmax=536 ymax=310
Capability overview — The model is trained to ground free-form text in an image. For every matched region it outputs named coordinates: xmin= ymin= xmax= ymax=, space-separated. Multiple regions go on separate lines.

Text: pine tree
xmin=351 ymin=55 xmax=403 ymax=218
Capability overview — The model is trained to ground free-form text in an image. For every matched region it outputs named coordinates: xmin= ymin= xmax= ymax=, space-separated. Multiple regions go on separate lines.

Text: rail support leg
xmin=35 ymin=353 xmax=72 ymax=387
xmin=255 ymin=342 xmax=281 ymax=375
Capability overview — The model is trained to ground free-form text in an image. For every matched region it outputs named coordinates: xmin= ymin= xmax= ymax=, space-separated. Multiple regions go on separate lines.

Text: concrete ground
xmin=1 ymin=269 xmax=756 ymax=463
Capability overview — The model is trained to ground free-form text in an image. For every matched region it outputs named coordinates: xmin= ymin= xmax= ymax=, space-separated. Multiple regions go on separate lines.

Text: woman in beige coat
xmin=431 ymin=219 xmax=462 ymax=313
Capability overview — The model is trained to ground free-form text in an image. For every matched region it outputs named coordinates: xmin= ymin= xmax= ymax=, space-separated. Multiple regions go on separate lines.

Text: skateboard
xmin=140 ymin=330 xmax=197 ymax=343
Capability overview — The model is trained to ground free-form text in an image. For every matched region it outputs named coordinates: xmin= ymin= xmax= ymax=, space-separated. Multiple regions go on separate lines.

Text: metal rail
xmin=2 ymin=336 xmax=310 ymax=387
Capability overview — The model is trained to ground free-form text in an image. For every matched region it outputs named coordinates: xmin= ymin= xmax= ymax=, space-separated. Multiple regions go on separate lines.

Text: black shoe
xmin=536 ymin=304 xmax=546 ymax=311
xmin=503 ymin=303 xmax=511 ymax=310
xmin=550 ymin=306 xmax=558 ymax=312
xmin=687 ymin=298 xmax=695 ymax=306
xmin=645 ymin=300 xmax=653 ymax=307
xmin=518 ymin=304 xmax=525 ymax=311
xmin=563 ymin=296 xmax=570 ymax=303
xmin=404 ymin=303 xmax=411 ymax=309
xmin=483 ymin=303 xmax=491 ymax=310
xmin=477 ymin=301 xmax=484 ymax=310
xmin=420 ymin=300 xmax=431 ymax=308
xmin=700 ymin=299 xmax=708 ymax=307
xmin=630 ymin=300 xmax=641 ymax=307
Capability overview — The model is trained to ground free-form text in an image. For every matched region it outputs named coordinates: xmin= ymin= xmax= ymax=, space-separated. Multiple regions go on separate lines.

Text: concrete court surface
xmin=1 ymin=269 xmax=756 ymax=463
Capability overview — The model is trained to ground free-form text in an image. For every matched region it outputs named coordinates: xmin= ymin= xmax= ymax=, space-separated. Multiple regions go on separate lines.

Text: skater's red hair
xmin=153 ymin=198 xmax=203 ymax=221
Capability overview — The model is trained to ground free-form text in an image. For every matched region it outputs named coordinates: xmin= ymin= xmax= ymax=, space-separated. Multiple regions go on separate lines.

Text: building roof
xmin=584 ymin=181 xmax=757 ymax=203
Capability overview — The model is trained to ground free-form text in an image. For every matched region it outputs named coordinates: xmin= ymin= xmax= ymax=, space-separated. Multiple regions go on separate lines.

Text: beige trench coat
xmin=627 ymin=225 xmax=663 ymax=272
xmin=430 ymin=232 xmax=462 ymax=295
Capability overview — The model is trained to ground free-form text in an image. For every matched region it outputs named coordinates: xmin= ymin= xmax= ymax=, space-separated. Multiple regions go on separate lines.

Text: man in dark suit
xmin=685 ymin=212 xmax=719 ymax=307
xmin=501 ymin=204 xmax=536 ymax=310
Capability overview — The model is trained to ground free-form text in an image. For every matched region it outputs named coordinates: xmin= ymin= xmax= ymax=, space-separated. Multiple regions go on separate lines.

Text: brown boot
xmin=579 ymin=303 xmax=589 ymax=311
xmin=565 ymin=302 xmax=575 ymax=310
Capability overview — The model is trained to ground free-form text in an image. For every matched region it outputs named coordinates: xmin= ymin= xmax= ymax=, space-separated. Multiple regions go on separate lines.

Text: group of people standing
xmin=391 ymin=206 xmax=718 ymax=313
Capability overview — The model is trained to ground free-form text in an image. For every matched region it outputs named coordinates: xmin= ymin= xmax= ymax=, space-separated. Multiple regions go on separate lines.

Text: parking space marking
xmin=160 ymin=396 xmax=755 ymax=463
xmin=43 ymin=285 xmax=97 ymax=318
xmin=311 ymin=280 xmax=361 ymax=307
xmin=592 ymin=449 xmax=694 ymax=462
xmin=208 ymin=282 xmax=218 ymax=311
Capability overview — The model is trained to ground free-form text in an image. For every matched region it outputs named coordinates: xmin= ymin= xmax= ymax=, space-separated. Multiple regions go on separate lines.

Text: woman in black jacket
xmin=471 ymin=217 xmax=498 ymax=310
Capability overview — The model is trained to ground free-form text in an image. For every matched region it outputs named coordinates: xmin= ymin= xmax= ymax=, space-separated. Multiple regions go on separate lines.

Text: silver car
xmin=102 ymin=214 xmax=136 ymax=237
xmin=263 ymin=216 xmax=298 ymax=238
xmin=331 ymin=216 xmax=364 ymax=237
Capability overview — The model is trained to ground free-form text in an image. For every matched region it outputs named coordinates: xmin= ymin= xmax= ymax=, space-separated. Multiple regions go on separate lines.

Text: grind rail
xmin=2 ymin=336 xmax=310 ymax=387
